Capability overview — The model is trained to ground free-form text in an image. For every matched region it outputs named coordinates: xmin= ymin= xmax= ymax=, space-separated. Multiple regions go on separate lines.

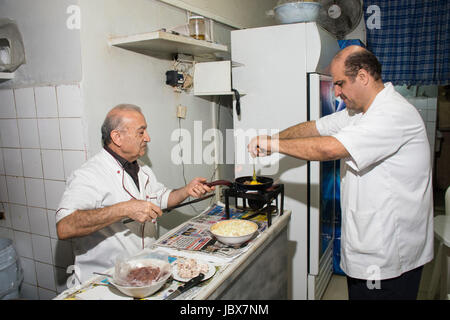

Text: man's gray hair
xmin=101 ymin=104 xmax=142 ymax=146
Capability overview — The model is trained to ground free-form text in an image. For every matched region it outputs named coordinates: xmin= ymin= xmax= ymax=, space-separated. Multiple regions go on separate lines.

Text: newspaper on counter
xmin=152 ymin=203 xmax=269 ymax=263
xmin=55 ymin=261 xmax=226 ymax=300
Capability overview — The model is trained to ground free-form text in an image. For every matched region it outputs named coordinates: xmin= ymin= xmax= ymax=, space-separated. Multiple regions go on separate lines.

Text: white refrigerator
xmin=231 ymin=22 xmax=341 ymax=300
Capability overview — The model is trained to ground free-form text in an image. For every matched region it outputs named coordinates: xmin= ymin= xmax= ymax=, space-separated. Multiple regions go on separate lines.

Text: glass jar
xmin=188 ymin=16 xmax=205 ymax=40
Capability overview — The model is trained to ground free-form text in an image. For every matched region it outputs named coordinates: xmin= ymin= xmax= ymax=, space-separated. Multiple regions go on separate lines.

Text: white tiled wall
xmin=0 ymin=84 xmax=87 ymax=300
xmin=406 ymin=97 xmax=438 ymax=163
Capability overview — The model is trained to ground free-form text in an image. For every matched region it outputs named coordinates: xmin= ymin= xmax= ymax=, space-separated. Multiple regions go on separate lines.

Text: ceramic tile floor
xmin=322 ymin=275 xmax=348 ymax=300
xmin=322 ymin=260 xmax=440 ymax=300
xmin=322 ymin=259 xmax=439 ymax=300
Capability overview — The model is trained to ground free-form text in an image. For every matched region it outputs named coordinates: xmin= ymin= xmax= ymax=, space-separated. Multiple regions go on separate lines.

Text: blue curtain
xmin=364 ymin=0 xmax=450 ymax=85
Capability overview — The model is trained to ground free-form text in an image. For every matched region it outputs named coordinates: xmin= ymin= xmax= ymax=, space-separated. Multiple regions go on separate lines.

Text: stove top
xmin=222 ymin=184 xmax=284 ymax=227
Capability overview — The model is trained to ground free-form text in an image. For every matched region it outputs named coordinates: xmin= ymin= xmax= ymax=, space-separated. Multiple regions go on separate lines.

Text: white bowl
xmin=210 ymin=219 xmax=258 ymax=246
xmin=111 ymin=258 xmax=172 ymax=298
xmin=274 ymin=2 xmax=321 ymax=24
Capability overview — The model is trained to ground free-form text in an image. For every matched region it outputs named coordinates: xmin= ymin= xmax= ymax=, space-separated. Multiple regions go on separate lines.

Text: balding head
xmin=101 ymin=104 xmax=142 ymax=146
xmin=330 ymin=46 xmax=385 ymax=113
xmin=332 ymin=45 xmax=382 ymax=82
xmin=332 ymin=45 xmax=366 ymax=63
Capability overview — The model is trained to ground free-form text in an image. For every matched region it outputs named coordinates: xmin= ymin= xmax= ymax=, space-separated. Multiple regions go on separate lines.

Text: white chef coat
xmin=315 ymin=82 xmax=433 ymax=280
xmin=56 ymin=149 xmax=172 ymax=283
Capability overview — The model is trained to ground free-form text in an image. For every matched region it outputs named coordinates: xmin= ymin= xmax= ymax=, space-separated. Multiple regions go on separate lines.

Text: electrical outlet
xmin=176 ymin=105 xmax=187 ymax=119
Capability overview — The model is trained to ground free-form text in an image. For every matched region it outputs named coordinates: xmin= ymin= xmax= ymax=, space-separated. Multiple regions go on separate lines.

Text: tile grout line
xmin=53 ymin=84 xmax=67 ymax=296
xmin=20 ymin=86 xmax=40 ymax=298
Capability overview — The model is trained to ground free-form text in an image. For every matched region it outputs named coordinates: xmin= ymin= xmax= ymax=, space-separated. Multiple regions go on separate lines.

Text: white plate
xmin=172 ymin=260 xmax=216 ymax=282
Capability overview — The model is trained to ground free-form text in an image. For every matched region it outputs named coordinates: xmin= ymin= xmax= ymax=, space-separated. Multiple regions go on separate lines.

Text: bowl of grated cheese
xmin=210 ymin=219 xmax=259 ymax=246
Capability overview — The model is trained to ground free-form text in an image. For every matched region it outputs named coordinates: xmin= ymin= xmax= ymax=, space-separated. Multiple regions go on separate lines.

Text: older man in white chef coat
xmin=56 ymin=104 xmax=214 ymax=284
xmin=248 ymin=46 xmax=433 ymax=300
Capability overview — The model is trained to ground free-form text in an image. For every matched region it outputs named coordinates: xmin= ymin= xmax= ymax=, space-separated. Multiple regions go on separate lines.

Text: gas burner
xmin=223 ymin=184 xmax=284 ymax=227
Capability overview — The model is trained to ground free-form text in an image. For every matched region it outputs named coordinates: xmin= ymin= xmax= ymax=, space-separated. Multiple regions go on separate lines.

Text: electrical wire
xmin=208 ymin=98 xmax=221 ymax=182
xmin=178 ymin=117 xmax=200 ymax=214
xmin=177 ymin=97 xmax=228 ymax=212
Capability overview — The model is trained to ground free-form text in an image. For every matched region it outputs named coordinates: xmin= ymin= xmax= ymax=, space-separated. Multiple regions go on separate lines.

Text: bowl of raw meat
xmin=111 ymin=253 xmax=172 ymax=298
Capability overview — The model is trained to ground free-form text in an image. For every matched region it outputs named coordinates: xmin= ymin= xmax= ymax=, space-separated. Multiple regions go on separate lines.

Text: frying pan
xmin=205 ymin=176 xmax=274 ymax=191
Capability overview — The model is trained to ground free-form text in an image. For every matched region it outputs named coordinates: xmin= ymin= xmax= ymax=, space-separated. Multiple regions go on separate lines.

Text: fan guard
xmin=317 ymin=0 xmax=363 ymax=39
